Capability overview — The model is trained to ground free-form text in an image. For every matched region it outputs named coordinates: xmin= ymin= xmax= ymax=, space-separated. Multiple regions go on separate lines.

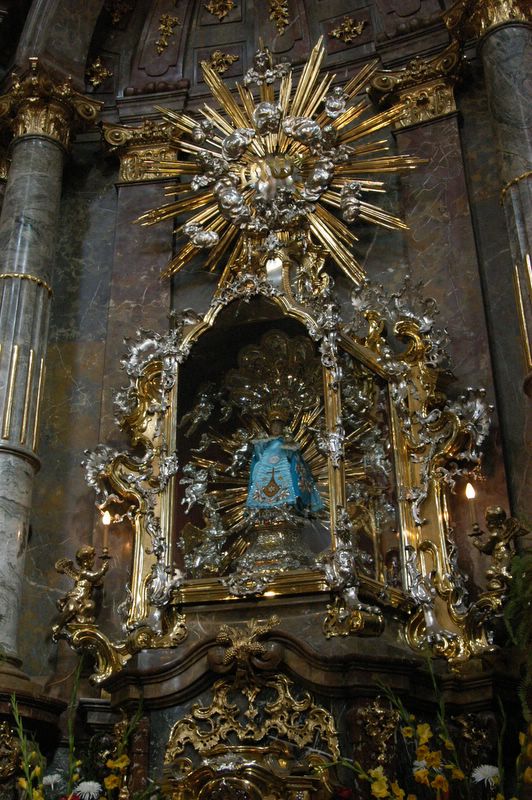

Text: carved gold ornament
xmin=370 ymin=41 xmax=462 ymax=128
xmin=104 ymin=0 xmax=134 ymax=25
xmin=0 ymin=722 xmax=20 ymax=781
xmin=165 ymin=672 xmax=339 ymax=762
xmin=0 ymin=58 xmax=102 ymax=148
xmin=205 ymin=0 xmax=235 ymax=21
xmin=203 ymin=50 xmax=239 ymax=76
xmin=268 ymin=0 xmax=290 ymax=34
xmin=443 ymin=0 xmax=532 ymax=40
xmin=86 ymin=57 xmax=113 ymax=89
xmin=103 ymin=119 xmax=180 ymax=182
xmin=138 ymin=39 xmax=423 ymax=286
xmin=330 ymin=17 xmax=367 ymax=44
xmin=155 ymin=14 xmax=181 ymax=55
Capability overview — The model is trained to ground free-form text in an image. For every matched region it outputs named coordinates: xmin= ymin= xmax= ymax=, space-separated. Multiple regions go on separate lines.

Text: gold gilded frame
xmin=74 ymin=263 xmax=494 ymax=681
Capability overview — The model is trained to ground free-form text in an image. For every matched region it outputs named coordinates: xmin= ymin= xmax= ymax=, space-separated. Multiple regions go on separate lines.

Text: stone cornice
xmin=369 ymin=41 xmax=463 ymax=128
xmin=102 ymin=119 xmax=179 ymax=183
xmin=0 ymin=58 xmax=102 ymax=149
xmin=443 ymin=0 xmax=532 ymax=41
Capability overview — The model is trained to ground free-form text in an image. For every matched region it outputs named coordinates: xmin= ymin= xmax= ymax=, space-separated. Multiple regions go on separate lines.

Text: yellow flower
xmin=526 ymin=742 xmax=532 ymax=759
xmin=425 ymin=750 xmax=442 ymax=769
xmin=495 ymin=794 xmax=505 ymax=800
xmin=31 ymin=766 xmax=42 ymax=779
xmin=33 ymin=790 xmax=44 ymax=800
xmin=524 ymin=766 xmax=532 ymax=784
xmin=450 ymin=767 xmax=465 ymax=780
xmin=519 ymin=732 xmax=526 ymax=746
xmin=104 ymin=775 xmax=121 ymax=790
xmin=17 ymin=778 xmax=28 ymax=790
xmin=369 ymin=767 xmax=386 ymax=780
xmin=430 ymin=775 xmax=449 ymax=793
xmin=406 ymin=796 xmax=417 ymax=800
xmin=106 ymin=759 xmax=117 ymax=769
xmin=416 ymin=723 xmax=433 ymax=745
xmin=401 ymin=727 xmax=414 ymax=738
xmin=391 ymin=781 xmax=405 ymax=799
xmin=72 ymin=774 xmax=80 ymax=783
xmin=415 ymin=745 xmax=429 ymax=761
xmin=413 ymin=769 xmax=430 ymax=786
xmin=442 ymin=739 xmax=454 ymax=750
xmin=113 ymin=754 xmax=130 ymax=770
xmin=371 ymin=779 xmax=390 ymax=798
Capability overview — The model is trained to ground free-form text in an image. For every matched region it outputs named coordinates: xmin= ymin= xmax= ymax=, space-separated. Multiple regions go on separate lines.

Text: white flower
xmin=413 ymin=760 xmax=427 ymax=770
xmin=472 ymin=765 xmax=499 ymax=786
xmin=75 ymin=780 xmax=103 ymax=800
xmin=43 ymin=774 xmax=63 ymax=789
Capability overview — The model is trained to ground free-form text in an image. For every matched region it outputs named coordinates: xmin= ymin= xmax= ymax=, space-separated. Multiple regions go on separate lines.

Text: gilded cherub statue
xmin=52 ymin=545 xmax=111 ymax=637
xmin=468 ymin=506 xmax=528 ymax=593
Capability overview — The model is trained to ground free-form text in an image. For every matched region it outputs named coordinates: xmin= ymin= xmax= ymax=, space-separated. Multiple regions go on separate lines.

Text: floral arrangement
xmin=326 ymin=667 xmax=532 ymax=800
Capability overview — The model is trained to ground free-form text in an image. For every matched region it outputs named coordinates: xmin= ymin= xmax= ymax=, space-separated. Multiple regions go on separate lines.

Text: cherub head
xmin=76 ymin=545 xmax=96 ymax=568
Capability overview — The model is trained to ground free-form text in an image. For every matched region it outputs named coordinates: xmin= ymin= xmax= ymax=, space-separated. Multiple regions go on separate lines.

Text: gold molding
xmin=0 ymin=58 xmax=102 ymax=148
xmin=369 ymin=42 xmax=462 ymax=127
xmin=102 ymin=120 xmax=179 ymax=182
xmin=0 ymin=721 xmax=21 ymax=780
xmin=443 ymin=0 xmax=532 ymax=41
xmin=0 ymin=272 xmax=52 ymax=295
xmin=155 ymin=14 xmax=181 ymax=56
xmin=513 ymin=261 xmax=532 ymax=371
xmin=500 ymin=169 xmax=532 ymax=204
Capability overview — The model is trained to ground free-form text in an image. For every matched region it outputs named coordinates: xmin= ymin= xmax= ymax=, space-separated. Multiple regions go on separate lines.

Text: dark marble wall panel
xmin=19 ymin=142 xmax=117 ymax=677
xmin=96 ymin=180 xmax=173 ymax=639
xmin=392 ymin=115 xmax=510 ymax=583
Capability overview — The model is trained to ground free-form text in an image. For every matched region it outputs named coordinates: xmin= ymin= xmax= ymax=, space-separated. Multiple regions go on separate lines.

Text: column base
xmin=0 ymin=660 xmax=66 ymax=755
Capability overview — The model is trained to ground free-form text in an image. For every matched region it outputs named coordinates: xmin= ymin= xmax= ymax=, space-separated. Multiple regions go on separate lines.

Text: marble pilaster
xmin=0 ymin=60 xmax=101 ymax=667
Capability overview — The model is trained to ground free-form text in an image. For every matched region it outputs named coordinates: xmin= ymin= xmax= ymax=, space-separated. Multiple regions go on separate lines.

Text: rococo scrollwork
xmin=52 ymin=39 xmax=522 ymax=686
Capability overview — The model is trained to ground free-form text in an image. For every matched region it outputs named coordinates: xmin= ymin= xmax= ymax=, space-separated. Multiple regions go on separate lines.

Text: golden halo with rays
xmin=137 ymin=38 xmax=424 ymax=287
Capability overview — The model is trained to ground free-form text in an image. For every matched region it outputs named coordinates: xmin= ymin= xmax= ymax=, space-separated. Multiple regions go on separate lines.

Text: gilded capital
xmin=369 ymin=42 xmax=463 ymax=128
xmin=443 ymin=0 xmax=531 ymax=41
xmin=102 ymin=119 xmax=178 ymax=183
xmin=0 ymin=58 xmax=102 ymax=148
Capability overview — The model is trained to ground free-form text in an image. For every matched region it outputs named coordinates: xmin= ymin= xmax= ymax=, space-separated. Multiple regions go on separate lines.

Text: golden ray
xmin=140 ymin=39 xmax=424 ymax=287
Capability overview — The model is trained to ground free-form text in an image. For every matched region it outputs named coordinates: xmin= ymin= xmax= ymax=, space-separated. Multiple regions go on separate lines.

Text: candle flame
xmin=465 ymin=482 xmax=476 ymax=500
xmin=102 ymin=510 xmax=112 ymax=525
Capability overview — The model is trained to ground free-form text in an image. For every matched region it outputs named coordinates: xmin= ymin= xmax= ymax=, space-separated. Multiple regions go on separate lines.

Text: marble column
xmin=480 ymin=23 xmax=532 ymax=376
xmin=0 ymin=59 xmax=101 ymax=672
xmin=443 ymin=0 xmax=532 ymax=516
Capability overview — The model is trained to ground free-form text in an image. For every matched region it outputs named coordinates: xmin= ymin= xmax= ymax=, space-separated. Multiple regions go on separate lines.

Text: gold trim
xmin=20 ymin=347 xmax=34 ymax=445
xmin=32 ymin=357 xmax=45 ymax=451
xmin=0 ymin=272 xmax=52 ymax=295
xmin=2 ymin=344 xmax=19 ymax=439
xmin=513 ymin=262 xmax=532 ymax=370
xmin=443 ymin=0 xmax=532 ymax=41
xmin=0 ymin=57 xmax=102 ymax=148
xmin=102 ymin=120 xmax=178 ymax=183
xmin=500 ymin=169 xmax=532 ymax=204
xmin=369 ymin=42 xmax=461 ymax=127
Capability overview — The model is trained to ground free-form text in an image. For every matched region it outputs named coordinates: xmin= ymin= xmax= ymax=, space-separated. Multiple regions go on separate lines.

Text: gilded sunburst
xmin=138 ymin=38 xmax=423 ymax=287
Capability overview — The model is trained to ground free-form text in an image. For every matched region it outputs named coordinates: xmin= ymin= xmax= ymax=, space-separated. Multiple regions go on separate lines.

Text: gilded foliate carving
xmin=0 ymin=722 xmax=20 ymax=781
xmin=102 ymin=120 xmax=178 ymax=182
xmin=268 ymin=0 xmax=290 ymax=34
xmin=165 ymin=673 xmax=339 ymax=763
xmin=330 ymin=17 xmax=367 ymax=43
xmin=86 ymin=57 xmax=113 ymax=89
xmin=369 ymin=42 xmax=462 ymax=127
xmin=202 ymin=51 xmax=239 ymax=76
xmin=205 ymin=0 xmax=235 ymax=20
xmin=104 ymin=0 xmax=134 ymax=25
xmin=155 ymin=14 xmax=181 ymax=56
xmin=0 ymin=57 xmax=102 ymax=147
xmin=443 ymin=0 xmax=532 ymax=40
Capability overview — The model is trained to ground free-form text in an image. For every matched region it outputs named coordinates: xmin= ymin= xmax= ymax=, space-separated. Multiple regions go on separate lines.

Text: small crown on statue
xmin=268 ymin=403 xmax=290 ymax=423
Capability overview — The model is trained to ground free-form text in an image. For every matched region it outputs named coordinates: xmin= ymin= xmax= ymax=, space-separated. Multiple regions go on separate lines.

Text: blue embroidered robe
xmin=246 ymin=436 xmax=323 ymax=512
